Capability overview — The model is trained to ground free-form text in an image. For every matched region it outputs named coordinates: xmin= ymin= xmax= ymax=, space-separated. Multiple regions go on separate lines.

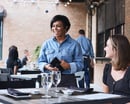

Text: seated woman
xmin=103 ymin=35 xmax=130 ymax=96
xmin=6 ymin=45 xmax=22 ymax=75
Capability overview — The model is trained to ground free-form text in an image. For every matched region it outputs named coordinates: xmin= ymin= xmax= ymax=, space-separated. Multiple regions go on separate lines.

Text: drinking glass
xmin=41 ymin=73 xmax=53 ymax=98
xmin=52 ymin=71 xmax=61 ymax=92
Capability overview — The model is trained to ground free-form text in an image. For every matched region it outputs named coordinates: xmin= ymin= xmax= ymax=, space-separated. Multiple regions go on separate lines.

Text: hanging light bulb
xmin=67 ymin=2 xmax=70 ymax=5
xmin=64 ymin=3 xmax=67 ymax=7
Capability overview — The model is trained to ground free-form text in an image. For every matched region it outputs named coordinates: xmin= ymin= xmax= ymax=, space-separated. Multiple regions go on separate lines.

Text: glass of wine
xmin=41 ymin=73 xmax=53 ymax=98
xmin=52 ymin=71 xmax=61 ymax=92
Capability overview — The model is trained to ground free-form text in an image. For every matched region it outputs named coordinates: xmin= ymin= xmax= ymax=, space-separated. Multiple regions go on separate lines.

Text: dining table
xmin=10 ymin=74 xmax=41 ymax=80
xmin=0 ymin=87 xmax=129 ymax=104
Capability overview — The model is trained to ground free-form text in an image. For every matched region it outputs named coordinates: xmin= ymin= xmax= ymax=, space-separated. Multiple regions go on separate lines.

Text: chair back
xmin=0 ymin=80 xmax=35 ymax=89
xmin=20 ymin=70 xmax=41 ymax=74
xmin=74 ymin=71 xmax=85 ymax=88
xmin=0 ymin=68 xmax=11 ymax=81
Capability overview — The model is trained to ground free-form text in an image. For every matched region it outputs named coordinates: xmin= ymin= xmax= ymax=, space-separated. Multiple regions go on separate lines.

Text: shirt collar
xmin=53 ymin=34 xmax=70 ymax=42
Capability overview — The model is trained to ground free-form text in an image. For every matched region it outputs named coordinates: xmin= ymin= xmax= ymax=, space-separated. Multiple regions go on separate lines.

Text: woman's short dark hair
xmin=50 ymin=15 xmax=71 ymax=32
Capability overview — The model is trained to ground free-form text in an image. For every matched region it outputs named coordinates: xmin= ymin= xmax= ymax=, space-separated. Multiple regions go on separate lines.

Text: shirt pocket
xmin=61 ymin=48 xmax=73 ymax=61
xmin=45 ymin=49 xmax=55 ymax=57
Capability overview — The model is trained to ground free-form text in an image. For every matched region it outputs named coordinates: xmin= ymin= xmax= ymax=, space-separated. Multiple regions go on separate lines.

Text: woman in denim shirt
xmin=38 ymin=15 xmax=83 ymax=87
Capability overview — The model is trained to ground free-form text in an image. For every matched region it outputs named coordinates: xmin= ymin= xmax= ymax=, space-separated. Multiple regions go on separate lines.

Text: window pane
xmin=96 ymin=33 xmax=105 ymax=57
xmin=0 ymin=20 xmax=3 ymax=60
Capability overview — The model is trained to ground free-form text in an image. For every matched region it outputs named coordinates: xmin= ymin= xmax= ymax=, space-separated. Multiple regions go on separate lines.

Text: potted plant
xmin=33 ymin=45 xmax=41 ymax=61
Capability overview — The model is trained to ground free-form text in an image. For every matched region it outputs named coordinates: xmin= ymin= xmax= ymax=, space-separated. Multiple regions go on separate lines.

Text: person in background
xmin=21 ymin=49 xmax=32 ymax=66
xmin=38 ymin=14 xmax=83 ymax=87
xmin=103 ymin=35 xmax=130 ymax=97
xmin=76 ymin=29 xmax=94 ymax=88
xmin=6 ymin=45 xmax=22 ymax=74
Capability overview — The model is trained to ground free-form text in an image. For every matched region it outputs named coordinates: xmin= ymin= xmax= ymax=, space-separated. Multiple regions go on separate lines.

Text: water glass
xmin=52 ymin=71 xmax=61 ymax=92
xmin=41 ymin=73 xmax=53 ymax=98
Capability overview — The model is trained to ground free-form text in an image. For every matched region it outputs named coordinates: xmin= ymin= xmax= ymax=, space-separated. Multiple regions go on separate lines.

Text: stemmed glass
xmin=52 ymin=71 xmax=61 ymax=92
xmin=41 ymin=73 xmax=53 ymax=98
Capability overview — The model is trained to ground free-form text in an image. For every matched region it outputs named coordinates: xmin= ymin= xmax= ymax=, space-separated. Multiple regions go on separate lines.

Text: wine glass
xmin=52 ymin=71 xmax=61 ymax=92
xmin=41 ymin=73 xmax=53 ymax=98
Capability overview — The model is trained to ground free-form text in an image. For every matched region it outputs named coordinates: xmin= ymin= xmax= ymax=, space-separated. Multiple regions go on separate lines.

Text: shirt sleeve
xmin=89 ymin=40 xmax=94 ymax=59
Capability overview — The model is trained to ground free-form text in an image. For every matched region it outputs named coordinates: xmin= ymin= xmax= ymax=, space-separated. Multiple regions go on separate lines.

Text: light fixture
xmin=90 ymin=4 xmax=94 ymax=9
xmin=60 ymin=0 xmax=72 ymax=7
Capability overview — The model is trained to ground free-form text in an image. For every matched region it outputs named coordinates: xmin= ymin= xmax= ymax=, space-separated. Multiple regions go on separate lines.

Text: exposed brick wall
xmin=0 ymin=1 xmax=87 ymax=60
xmin=1 ymin=0 xmax=130 ymax=61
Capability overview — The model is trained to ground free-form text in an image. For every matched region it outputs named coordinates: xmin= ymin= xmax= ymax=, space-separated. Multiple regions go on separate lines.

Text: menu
xmin=73 ymin=93 xmax=122 ymax=100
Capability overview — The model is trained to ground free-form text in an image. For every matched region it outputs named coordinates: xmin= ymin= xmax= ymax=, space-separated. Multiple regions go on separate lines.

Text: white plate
xmin=7 ymin=93 xmax=32 ymax=99
xmin=61 ymin=89 xmax=74 ymax=95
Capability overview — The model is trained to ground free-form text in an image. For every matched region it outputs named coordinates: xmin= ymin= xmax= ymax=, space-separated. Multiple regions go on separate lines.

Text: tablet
xmin=7 ymin=93 xmax=32 ymax=99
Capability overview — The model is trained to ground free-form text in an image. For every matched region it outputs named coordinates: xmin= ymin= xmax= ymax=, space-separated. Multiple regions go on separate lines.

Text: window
xmin=96 ymin=0 xmax=125 ymax=58
xmin=0 ymin=18 xmax=3 ymax=60
xmin=0 ymin=8 xmax=5 ymax=60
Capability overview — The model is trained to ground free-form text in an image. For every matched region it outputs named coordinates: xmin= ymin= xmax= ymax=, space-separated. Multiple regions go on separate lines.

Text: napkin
xmin=7 ymin=88 xmax=30 ymax=96
xmin=60 ymin=87 xmax=94 ymax=95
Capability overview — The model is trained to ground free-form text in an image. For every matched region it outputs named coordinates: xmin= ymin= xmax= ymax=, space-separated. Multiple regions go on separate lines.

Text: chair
xmin=20 ymin=70 xmax=41 ymax=74
xmin=74 ymin=71 xmax=85 ymax=88
xmin=0 ymin=73 xmax=10 ymax=81
xmin=0 ymin=68 xmax=11 ymax=81
xmin=0 ymin=68 xmax=10 ymax=73
xmin=0 ymin=80 xmax=35 ymax=89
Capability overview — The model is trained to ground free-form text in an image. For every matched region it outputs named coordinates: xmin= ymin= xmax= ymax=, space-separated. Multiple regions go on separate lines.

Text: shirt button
xmin=113 ymin=81 xmax=115 ymax=84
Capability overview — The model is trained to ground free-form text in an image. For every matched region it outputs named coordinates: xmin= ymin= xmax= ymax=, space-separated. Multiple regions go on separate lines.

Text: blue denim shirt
xmin=38 ymin=34 xmax=84 ymax=74
xmin=76 ymin=35 xmax=94 ymax=59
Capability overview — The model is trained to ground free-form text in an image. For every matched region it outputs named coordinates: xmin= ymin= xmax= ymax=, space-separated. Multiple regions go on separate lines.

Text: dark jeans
xmin=79 ymin=55 xmax=91 ymax=88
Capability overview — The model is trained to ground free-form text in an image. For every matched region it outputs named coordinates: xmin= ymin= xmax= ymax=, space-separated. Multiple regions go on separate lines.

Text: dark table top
xmin=0 ymin=88 xmax=130 ymax=104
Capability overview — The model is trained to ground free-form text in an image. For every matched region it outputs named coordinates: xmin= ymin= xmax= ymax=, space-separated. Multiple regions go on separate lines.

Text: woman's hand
xmin=45 ymin=64 xmax=59 ymax=71
xmin=60 ymin=60 xmax=70 ymax=70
